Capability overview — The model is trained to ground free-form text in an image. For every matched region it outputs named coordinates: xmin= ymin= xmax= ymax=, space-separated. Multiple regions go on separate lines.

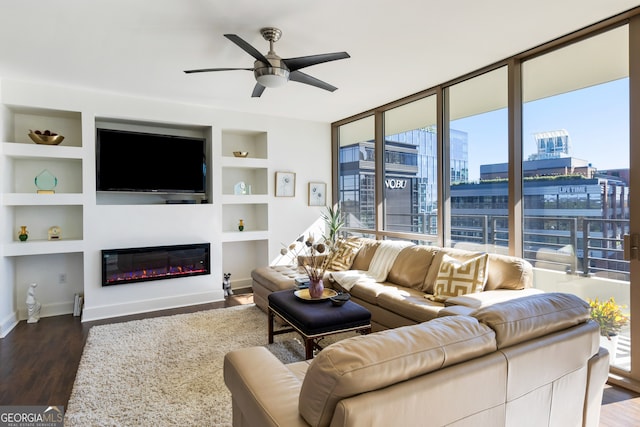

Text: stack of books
xmin=294 ymin=277 xmax=310 ymax=289
xmin=73 ymin=293 xmax=84 ymax=317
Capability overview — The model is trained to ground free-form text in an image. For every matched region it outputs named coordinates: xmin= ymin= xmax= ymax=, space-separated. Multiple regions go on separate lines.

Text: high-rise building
xmin=339 ymin=128 xmax=629 ymax=278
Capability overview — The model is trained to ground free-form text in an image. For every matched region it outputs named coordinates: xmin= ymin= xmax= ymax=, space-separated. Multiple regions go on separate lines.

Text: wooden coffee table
xmin=268 ymin=289 xmax=372 ymax=359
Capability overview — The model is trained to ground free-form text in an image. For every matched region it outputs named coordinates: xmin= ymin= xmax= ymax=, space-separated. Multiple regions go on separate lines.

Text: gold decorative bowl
xmin=29 ymin=131 xmax=65 ymax=145
xmin=233 ymin=151 xmax=249 ymax=158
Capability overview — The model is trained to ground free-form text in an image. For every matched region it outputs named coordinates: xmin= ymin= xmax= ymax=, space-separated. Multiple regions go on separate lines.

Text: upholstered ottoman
xmin=268 ymin=289 xmax=371 ymax=359
xmin=251 ymin=265 xmax=308 ymax=312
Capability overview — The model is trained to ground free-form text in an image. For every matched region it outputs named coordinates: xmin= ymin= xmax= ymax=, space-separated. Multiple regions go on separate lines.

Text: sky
xmin=453 ymin=78 xmax=629 ymax=182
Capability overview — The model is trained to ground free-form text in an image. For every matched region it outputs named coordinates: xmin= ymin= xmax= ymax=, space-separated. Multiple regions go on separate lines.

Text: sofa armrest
xmin=583 ymin=347 xmax=610 ymax=427
xmin=224 ymin=346 xmax=309 ymax=427
xmin=437 ymin=305 xmax=475 ymax=317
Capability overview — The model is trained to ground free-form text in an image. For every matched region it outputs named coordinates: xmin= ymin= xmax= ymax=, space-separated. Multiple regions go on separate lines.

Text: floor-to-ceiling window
xmin=383 ymin=95 xmax=438 ymax=242
xmin=446 ymin=67 xmax=509 ymax=253
xmin=522 ymin=25 xmax=631 ymax=371
xmin=333 ymin=9 xmax=640 ymax=389
xmin=337 ymin=115 xmax=376 ymax=233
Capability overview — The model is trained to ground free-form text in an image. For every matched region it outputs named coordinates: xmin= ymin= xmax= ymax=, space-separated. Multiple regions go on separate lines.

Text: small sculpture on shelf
xmin=28 ymin=130 xmax=64 ymax=145
xmin=34 ymin=169 xmax=58 ymax=194
xmin=234 ymin=181 xmax=251 ymax=195
xmin=26 ymin=283 xmax=41 ymax=323
xmin=223 ymin=273 xmax=233 ymax=297
xmin=238 ymin=219 xmax=244 ymax=231
xmin=48 ymin=226 xmax=62 ymax=240
xmin=18 ymin=225 xmax=29 ymax=242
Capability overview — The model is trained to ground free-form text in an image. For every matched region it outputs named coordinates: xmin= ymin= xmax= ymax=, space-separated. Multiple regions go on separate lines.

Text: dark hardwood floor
xmin=0 ymin=292 xmax=254 ymax=406
xmin=1 ymin=291 xmax=639 ymax=426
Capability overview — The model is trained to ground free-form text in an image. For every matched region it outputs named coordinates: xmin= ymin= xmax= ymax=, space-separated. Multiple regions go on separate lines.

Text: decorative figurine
xmin=34 ymin=169 xmax=58 ymax=194
xmin=223 ymin=273 xmax=233 ymax=297
xmin=48 ymin=225 xmax=62 ymax=240
xmin=234 ymin=181 xmax=248 ymax=195
xmin=238 ymin=219 xmax=244 ymax=231
xmin=26 ymin=283 xmax=41 ymax=323
xmin=18 ymin=225 xmax=29 ymax=242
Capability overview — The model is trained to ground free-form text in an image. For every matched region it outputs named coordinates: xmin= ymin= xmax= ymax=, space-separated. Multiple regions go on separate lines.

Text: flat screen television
xmin=96 ymin=128 xmax=206 ymax=194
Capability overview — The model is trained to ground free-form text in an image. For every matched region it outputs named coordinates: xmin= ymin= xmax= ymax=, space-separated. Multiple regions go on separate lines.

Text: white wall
xmin=0 ymin=79 xmax=331 ymax=326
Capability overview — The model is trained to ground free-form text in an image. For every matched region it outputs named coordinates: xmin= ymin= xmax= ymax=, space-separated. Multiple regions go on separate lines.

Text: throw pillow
xmin=429 ymin=253 xmax=489 ymax=303
xmin=327 ymin=238 xmax=363 ymax=271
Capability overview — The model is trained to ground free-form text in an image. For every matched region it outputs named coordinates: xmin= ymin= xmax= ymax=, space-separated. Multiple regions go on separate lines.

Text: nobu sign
xmin=385 ymin=179 xmax=407 ymax=189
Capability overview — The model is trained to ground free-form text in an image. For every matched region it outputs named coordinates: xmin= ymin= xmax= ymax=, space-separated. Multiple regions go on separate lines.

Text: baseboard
xmin=231 ymin=278 xmax=253 ymax=291
xmin=0 ymin=311 xmax=18 ymax=338
xmin=608 ymin=372 xmax=640 ymax=394
xmin=17 ymin=301 xmax=75 ymax=321
xmin=81 ymin=290 xmax=222 ymax=322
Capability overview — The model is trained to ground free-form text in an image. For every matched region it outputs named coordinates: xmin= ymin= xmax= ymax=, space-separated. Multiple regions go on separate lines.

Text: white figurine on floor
xmin=223 ymin=273 xmax=233 ymax=297
xmin=26 ymin=283 xmax=41 ymax=323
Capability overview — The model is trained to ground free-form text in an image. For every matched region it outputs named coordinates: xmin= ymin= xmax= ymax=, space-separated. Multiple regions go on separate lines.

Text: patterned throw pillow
xmin=327 ymin=238 xmax=363 ymax=271
xmin=429 ymin=253 xmax=489 ymax=303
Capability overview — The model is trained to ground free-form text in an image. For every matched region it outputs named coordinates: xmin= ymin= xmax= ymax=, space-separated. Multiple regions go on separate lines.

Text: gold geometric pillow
xmin=430 ymin=253 xmax=489 ymax=303
xmin=327 ymin=238 xmax=363 ymax=271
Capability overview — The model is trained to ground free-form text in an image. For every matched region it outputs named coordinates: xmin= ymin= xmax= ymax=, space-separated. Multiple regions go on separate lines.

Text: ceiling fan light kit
xmin=184 ymin=27 xmax=349 ymax=97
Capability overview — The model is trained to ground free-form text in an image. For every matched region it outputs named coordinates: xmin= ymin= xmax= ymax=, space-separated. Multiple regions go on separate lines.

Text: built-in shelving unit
xmin=1 ymin=107 xmax=84 ymax=248
xmin=0 ymin=106 xmax=85 ymax=321
xmin=220 ymin=130 xmax=270 ymax=285
xmin=0 ymin=102 xmax=279 ymax=324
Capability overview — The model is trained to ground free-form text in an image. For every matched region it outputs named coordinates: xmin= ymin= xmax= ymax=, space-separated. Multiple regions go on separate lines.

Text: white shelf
xmin=3 ymin=193 xmax=84 ymax=206
xmin=221 ymin=195 xmax=269 ymax=204
xmin=220 ymin=157 xmax=269 ymax=168
xmin=221 ymin=230 xmax=269 ymax=242
xmin=2 ymin=142 xmax=84 ymax=159
xmin=3 ymin=239 xmax=84 ymax=256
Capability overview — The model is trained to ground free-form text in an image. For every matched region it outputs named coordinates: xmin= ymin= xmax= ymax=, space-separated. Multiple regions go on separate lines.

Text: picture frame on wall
xmin=275 ymin=171 xmax=295 ymax=197
xmin=308 ymin=182 xmax=326 ymax=206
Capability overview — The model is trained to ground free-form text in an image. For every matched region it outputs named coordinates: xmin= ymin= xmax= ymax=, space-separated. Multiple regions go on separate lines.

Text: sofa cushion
xmin=251 ymin=265 xmax=305 ymax=292
xmin=483 ymin=253 xmax=533 ymax=291
xmin=376 ymin=286 xmax=444 ymax=322
xmin=423 ymin=248 xmax=533 ymax=292
xmin=471 ymin=292 xmax=590 ymax=349
xmin=326 ymin=238 xmax=363 ymax=271
xmin=387 ymin=245 xmax=439 ymax=289
xmin=423 ymin=249 xmax=484 ymax=293
xmin=445 ymin=288 xmax=545 ymax=309
xmin=343 ymin=280 xmax=393 ymax=305
xmin=430 ymin=253 xmax=489 ymax=303
xmin=298 ymin=316 xmax=497 ymax=426
xmin=350 ymin=239 xmax=381 ymax=270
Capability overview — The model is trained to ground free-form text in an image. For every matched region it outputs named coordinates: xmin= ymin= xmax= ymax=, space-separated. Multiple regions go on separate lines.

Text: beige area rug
xmin=64 ymin=304 xmax=350 ymax=426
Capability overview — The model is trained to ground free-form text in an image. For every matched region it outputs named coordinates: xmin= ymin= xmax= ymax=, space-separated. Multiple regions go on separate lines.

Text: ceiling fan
xmin=184 ymin=27 xmax=350 ymax=97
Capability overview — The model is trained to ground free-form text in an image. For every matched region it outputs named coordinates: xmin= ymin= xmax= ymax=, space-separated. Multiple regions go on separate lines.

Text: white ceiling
xmin=0 ymin=0 xmax=638 ymax=123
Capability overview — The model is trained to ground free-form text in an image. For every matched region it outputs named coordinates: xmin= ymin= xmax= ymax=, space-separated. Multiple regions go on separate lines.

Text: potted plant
xmin=588 ymin=297 xmax=629 ymax=363
xmin=278 ymin=205 xmax=346 ymax=298
xmin=321 ymin=204 xmax=345 ymax=250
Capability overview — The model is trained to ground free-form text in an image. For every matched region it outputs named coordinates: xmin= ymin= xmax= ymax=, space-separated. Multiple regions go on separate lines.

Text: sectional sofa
xmin=225 ymin=292 xmax=609 ymax=426
xmin=251 ymin=238 xmax=543 ymax=331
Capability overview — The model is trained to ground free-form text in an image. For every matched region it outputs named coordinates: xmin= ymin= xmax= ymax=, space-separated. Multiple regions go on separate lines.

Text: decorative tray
xmin=294 ymin=288 xmax=338 ymax=302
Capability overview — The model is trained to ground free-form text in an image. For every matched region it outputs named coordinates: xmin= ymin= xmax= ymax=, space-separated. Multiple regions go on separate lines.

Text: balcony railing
xmin=379 ymin=213 xmax=630 ymax=280
xmin=456 ymin=214 xmax=629 ymax=280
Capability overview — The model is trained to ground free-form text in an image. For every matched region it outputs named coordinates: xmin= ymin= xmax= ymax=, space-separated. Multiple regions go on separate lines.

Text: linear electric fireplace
xmin=102 ymin=243 xmax=210 ymax=286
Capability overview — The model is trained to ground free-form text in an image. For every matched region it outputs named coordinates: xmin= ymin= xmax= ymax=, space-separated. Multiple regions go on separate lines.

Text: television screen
xmin=96 ymin=128 xmax=206 ymax=194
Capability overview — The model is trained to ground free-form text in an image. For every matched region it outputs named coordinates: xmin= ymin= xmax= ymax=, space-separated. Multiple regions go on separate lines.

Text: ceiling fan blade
xmin=184 ymin=67 xmax=253 ymax=74
xmin=283 ymin=52 xmax=350 ymax=72
xmin=252 ymin=83 xmax=266 ymax=98
xmin=289 ymin=70 xmax=338 ymax=92
xmin=224 ymin=34 xmax=272 ymax=65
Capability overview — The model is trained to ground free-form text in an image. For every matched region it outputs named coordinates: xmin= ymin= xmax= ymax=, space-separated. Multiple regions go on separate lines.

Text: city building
xmin=339 ymin=128 xmax=630 ymax=277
